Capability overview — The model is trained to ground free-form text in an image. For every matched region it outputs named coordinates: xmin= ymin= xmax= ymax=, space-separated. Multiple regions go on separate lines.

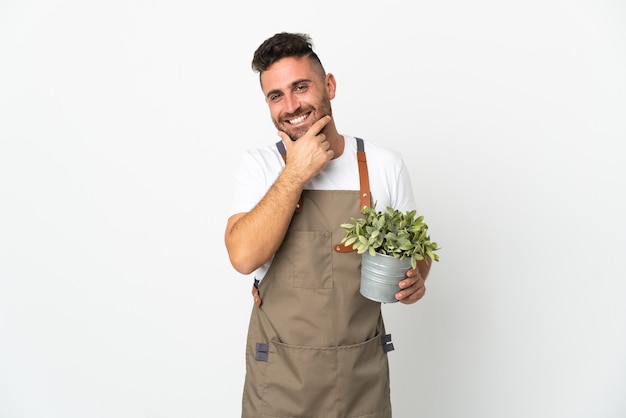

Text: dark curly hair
xmin=252 ymin=32 xmax=325 ymax=76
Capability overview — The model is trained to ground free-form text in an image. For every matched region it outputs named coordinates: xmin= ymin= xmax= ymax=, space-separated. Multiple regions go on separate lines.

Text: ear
xmin=325 ymin=73 xmax=337 ymax=100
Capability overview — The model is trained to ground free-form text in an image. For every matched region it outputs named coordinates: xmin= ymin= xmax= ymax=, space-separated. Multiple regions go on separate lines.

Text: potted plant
xmin=340 ymin=204 xmax=440 ymax=303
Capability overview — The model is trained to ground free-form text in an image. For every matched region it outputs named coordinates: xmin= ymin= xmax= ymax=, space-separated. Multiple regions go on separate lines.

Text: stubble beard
xmin=274 ymin=96 xmax=333 ymax=142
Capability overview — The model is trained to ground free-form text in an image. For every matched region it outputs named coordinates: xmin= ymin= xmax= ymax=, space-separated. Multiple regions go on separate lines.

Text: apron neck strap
xmin=275 ymin=137 xmax=372 ymax=219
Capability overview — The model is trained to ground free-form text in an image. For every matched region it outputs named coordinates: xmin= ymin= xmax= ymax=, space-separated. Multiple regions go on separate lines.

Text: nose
xmin=283 ymin=93 xmax=301 ymax=114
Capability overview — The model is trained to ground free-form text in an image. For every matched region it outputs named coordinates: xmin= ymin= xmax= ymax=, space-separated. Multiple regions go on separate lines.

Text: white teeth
xmin=289 ymin=114 xmax=307 ymax=124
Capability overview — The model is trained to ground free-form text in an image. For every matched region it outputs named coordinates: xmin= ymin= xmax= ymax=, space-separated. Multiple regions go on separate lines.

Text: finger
xmin=399 ymin=273 xmax=421 ymax=289
xmin=397 ymin=274 xmax=424 ymax=296
xmin=405 ymin=268 xmax=416 ymax=278
xmin=396 ymin=282 xmax=426 ymax=304
xmin=310 ymin=115 xmax=332 ymax=135
xmin=398 ymin=288 xmax=425 ymax=304
xmin=277 ymin=130 xmax=290 ymax=142
xmin=277 ymin=130 xmax=296 ymax=154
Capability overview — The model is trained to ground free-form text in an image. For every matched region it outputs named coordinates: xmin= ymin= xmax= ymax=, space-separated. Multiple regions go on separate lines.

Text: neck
xmin=324 ymin=123 xmax=344 ymax=159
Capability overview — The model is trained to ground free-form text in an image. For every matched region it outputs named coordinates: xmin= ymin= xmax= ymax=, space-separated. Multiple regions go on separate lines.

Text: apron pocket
xmin=336 ymin=334 xmax=391 ymax=417
xmin=261 ymin=334 xmax=390 ymax=417
xmin=279 ymin=230 xmax=333 ymax=289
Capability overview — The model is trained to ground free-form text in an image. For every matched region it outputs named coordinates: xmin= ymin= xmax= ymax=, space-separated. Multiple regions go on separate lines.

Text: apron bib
xmin=242 ymin=139 xmax=393 ymax=418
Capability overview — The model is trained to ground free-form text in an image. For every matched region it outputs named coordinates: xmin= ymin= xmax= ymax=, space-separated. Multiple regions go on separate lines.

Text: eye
xmin=269 ymin=93 xmax=282 ymax=102
xmin=294 ymin=83 xmax=309 ymax=93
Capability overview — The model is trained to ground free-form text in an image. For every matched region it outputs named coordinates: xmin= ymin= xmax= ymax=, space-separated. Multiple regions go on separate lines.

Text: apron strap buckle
xmin=252 ymin=279 xmax=262 ymax=307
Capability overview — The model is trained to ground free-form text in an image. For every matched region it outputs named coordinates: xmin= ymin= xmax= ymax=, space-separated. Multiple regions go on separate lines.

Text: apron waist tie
xmin=255 ymin=343 xmax=269 ymax=362
xmin=381 ymin=334 xmax=395 ymax=353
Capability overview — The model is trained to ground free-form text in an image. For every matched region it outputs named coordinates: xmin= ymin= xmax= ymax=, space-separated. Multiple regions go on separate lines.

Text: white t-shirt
xmin=229 ymin=135 xmax=417 ymax=280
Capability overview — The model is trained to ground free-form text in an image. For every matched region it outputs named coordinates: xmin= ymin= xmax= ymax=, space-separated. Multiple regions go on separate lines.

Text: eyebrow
xmin=265 ymin=78 xmax=312 ymax=99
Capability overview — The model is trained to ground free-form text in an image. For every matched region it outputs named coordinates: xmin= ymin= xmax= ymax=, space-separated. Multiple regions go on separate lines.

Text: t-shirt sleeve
xmin=392 ymin=156 xmax=418 ymax=212
xmin=228 ymin=149 xmax=280 ymax=216
xmin=367 ymin=143 xmax=418 ymax=213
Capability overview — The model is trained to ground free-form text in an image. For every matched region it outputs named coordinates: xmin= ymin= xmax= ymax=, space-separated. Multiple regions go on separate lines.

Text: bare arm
xmin=225 ymin=116 xmax=333 ymax=274
xmin=225 ymin=171 xmax=305 ymax=275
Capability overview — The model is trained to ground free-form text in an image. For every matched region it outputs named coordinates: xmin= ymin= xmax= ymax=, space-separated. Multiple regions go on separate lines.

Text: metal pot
xmin=360 ymin=251 xmax=411 ymax=303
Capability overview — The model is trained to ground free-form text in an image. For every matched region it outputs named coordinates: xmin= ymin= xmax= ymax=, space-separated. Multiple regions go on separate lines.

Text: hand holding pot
xmin=395 ymin=267 xmax=427 ymax=304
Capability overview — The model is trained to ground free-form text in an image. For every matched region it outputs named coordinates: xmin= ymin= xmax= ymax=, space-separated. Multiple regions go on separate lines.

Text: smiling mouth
xmin=286 ymin=112 xmax=310 ymax=125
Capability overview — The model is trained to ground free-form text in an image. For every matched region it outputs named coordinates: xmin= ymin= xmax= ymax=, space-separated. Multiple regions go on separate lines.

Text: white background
xmin=1 ymin=1 xmax=625 ymax=417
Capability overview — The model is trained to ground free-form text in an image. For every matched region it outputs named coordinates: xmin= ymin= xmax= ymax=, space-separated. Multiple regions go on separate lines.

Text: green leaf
xmin=338 ymin=202 xmax=441 ymax=263
xmin=344 ymin=236 xmax=358 ymax=247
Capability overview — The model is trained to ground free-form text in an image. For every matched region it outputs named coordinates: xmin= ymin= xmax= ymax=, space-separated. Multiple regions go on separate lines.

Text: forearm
xmin=225 ymin=169 xmax=305 ymax=274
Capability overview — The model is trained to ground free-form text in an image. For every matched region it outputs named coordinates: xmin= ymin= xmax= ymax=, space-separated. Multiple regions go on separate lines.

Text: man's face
xmin=260 ymin=56 xmax=334 ymax=141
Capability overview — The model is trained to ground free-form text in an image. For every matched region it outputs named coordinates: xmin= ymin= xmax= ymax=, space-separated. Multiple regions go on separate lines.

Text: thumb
xmin=277 ymin=130 xmax=294 ymax=152
xmin=277 ymin=130 xmax=291 ymax=142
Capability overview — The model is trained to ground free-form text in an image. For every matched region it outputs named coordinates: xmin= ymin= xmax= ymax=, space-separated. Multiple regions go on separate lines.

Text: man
xmin=225 ymin=32 xmax=431 ymax=418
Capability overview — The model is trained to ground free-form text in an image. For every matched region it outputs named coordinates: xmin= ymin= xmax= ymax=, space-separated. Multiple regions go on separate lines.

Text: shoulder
xmin=242 ymin=142 xmax=281 ymax=159
xmin=355 ymin=137 xmax=416 ymax=212
xmin=240 ymin=142 xmax=284 ymax=169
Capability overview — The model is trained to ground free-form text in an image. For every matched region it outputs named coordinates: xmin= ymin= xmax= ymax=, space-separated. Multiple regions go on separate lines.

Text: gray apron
xmin=242 ymin=138 xmax=393 ymax=418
